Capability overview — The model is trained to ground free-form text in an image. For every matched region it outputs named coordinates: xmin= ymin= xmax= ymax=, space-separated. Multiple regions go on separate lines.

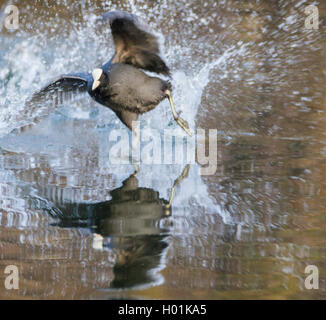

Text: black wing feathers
xmin=98 ymin=11 xmax=170 ymax=76
xmin=27 ymin=73 xmax=90 ymax=108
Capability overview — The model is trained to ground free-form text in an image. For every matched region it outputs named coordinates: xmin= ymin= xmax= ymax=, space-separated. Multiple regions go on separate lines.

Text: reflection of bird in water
xmin=28 ymin=11 xmax=191 ymax=136
xmin=55 ymin=165 xmax=190 ymax=289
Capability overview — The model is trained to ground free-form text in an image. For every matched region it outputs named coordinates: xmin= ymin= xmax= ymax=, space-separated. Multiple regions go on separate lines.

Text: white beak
xmin=92 ymin=80 xmax=101 ymax=91
xmin=92 ymin=68 xmax=103 ymax=91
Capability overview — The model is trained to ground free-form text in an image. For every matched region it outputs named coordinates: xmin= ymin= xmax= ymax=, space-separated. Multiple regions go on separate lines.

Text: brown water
xmin=0 ymin=0 xmax=326 ymax=299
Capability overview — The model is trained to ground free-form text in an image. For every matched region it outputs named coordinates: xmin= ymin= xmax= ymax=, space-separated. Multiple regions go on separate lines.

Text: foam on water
xmin=0 ymin=0 xmax=248 ymax=225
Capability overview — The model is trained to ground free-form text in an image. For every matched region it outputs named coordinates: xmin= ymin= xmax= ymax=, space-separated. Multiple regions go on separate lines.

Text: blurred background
xmin=0 ymin=0 xmax=326 ymax=299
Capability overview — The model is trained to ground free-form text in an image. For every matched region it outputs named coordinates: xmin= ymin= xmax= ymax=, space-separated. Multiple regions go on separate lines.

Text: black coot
xmin=29 ymin=11 xmax=191 ymax=136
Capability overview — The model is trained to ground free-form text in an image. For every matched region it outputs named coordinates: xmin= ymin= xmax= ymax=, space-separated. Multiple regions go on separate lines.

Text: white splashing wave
xmin=0 ymin=5 xmax=253 ymax=225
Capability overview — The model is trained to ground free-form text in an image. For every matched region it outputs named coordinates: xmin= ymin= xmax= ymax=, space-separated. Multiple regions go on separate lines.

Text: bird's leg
xmin=165 ymin=90 xmax=192 ymax=136
xmin=133 ymin=163 xmax=139 ymax=177
xmin=166 ymin=164 xmax=190 ymax=208
xmin=131 ymin=121 xmax=140 ymax=177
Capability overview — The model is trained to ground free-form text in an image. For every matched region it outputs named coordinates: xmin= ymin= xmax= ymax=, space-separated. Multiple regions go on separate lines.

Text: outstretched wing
xmin=98 ymin=11 xmax=170 ymax=76
xmin=9 ymin=73 xmax=92 ymax=135
xmin=27 ymin=73 xmax=91 ymax=109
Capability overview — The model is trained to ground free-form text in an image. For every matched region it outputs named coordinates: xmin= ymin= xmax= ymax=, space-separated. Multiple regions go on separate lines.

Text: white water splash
xmin=0 ymin=2 xmax=251 ymax=226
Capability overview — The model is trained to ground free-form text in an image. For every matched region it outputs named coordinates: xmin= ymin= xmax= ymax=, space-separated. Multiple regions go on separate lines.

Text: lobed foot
xmin=174 ymin=116 xmax=192 ymax=136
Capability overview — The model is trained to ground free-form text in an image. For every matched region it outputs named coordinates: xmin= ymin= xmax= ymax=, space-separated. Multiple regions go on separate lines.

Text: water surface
xmin=0 ymin=0 xmax=326 ymax=299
